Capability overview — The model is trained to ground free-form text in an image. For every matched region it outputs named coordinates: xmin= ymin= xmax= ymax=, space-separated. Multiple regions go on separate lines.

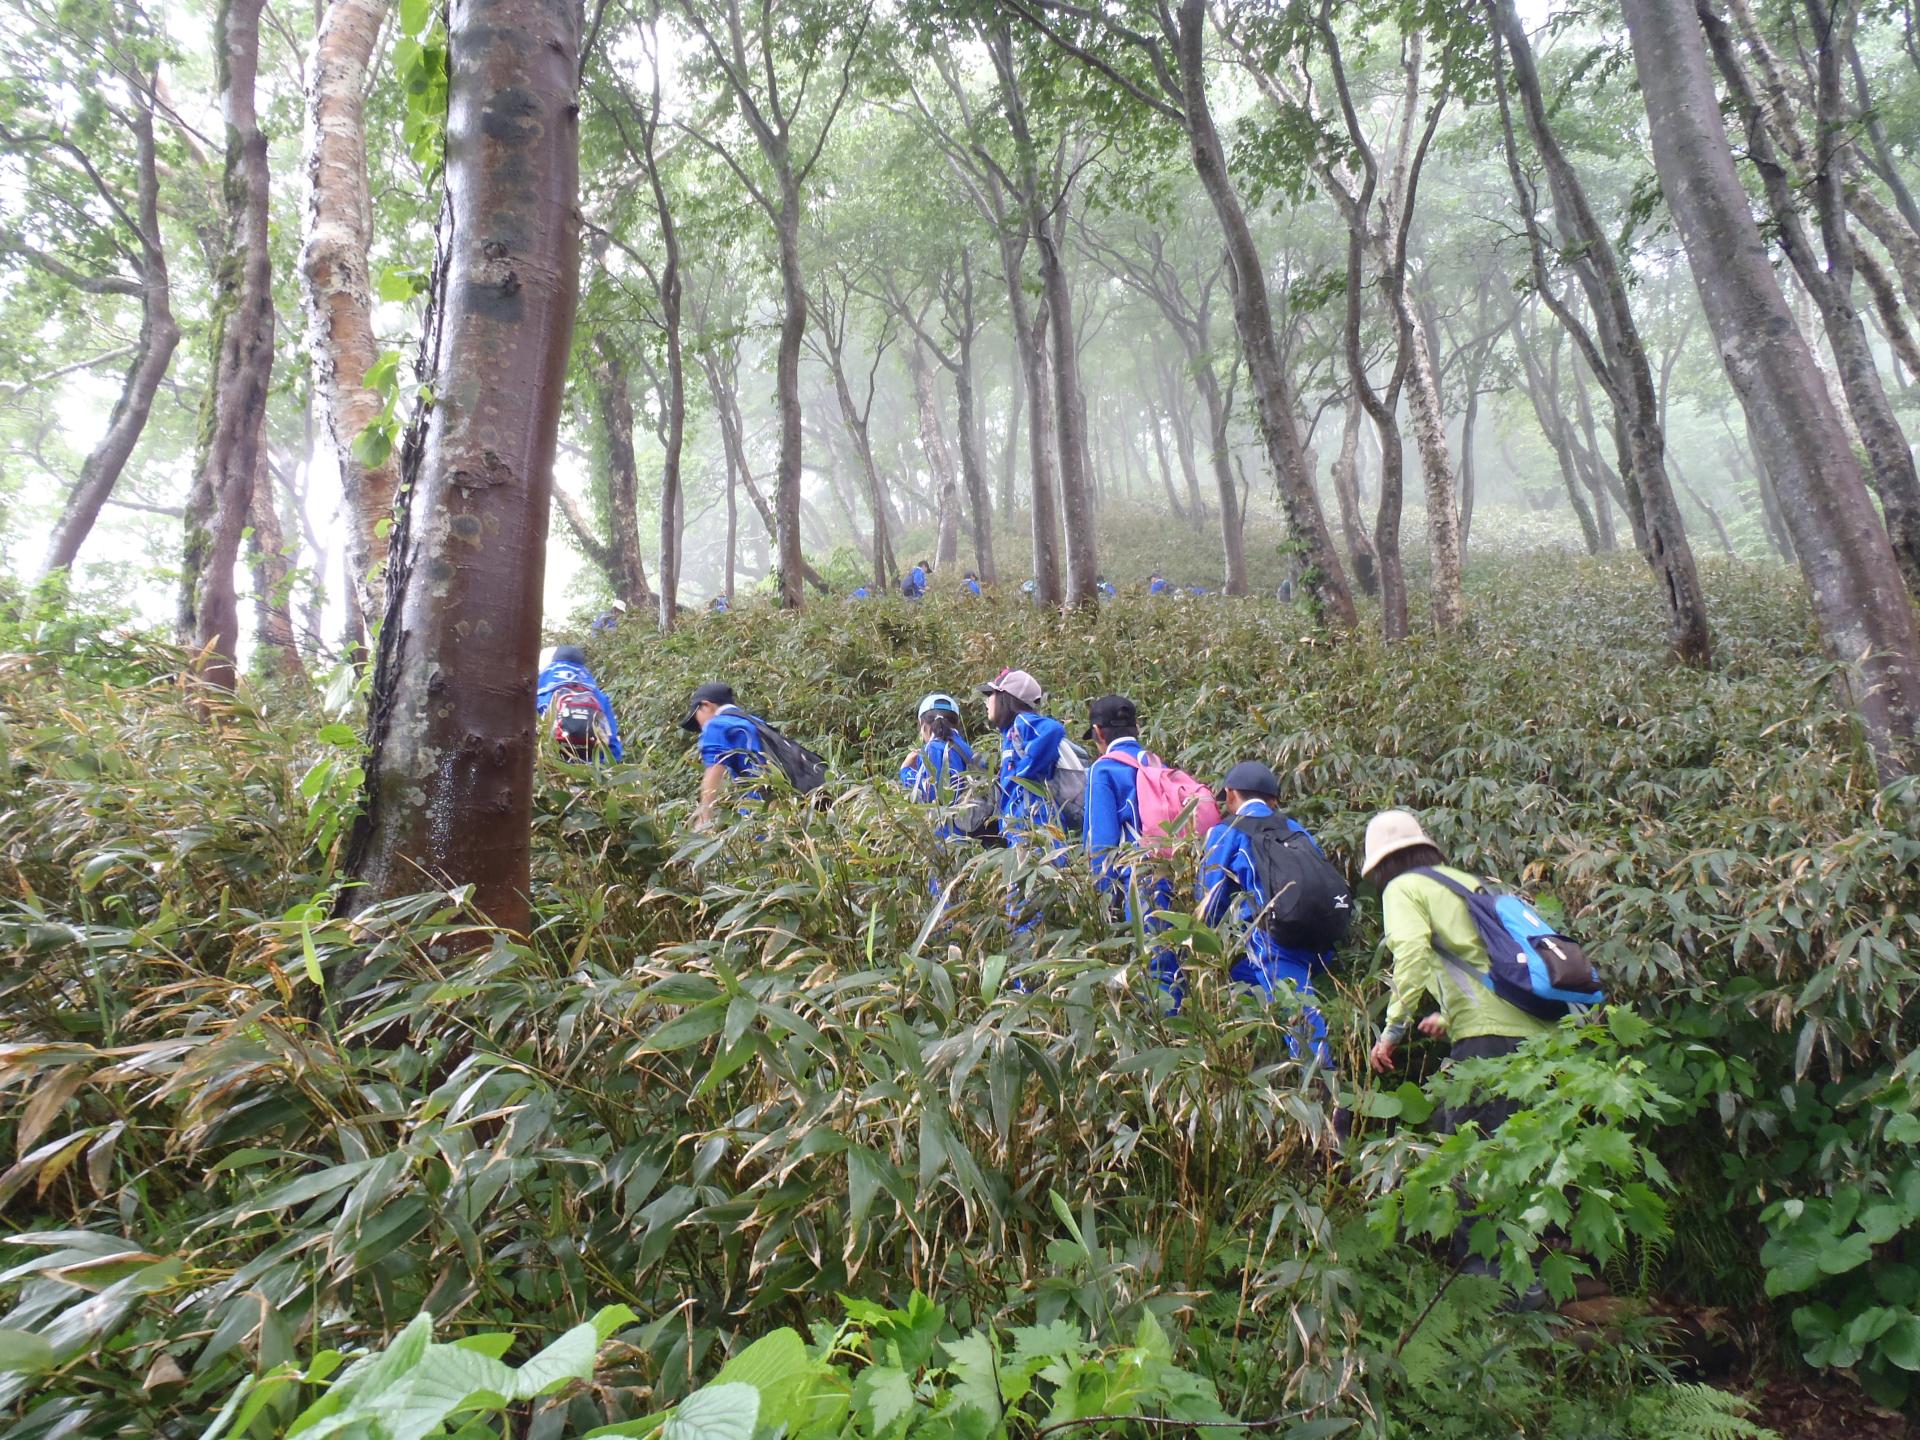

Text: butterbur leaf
xmin=662 ymin=1382 xmax=759 ymax=1440
xmin=1880 ymin=1315 xmax=1920 ymax=1372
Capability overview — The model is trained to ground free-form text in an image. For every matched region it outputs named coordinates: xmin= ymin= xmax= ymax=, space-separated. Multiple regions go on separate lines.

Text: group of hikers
xmin=535 ymin=641 xmax=1602 ymax=1298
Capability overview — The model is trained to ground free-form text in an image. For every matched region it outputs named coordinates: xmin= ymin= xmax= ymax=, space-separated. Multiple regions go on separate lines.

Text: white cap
xmin=917 ymin=692 xmax=961 ymax=719
xmin=1361 ymin=809 xmax=1437 ymax=876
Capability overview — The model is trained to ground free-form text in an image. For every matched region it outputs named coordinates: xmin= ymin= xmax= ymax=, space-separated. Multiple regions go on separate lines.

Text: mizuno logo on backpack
xmin=1415 ymin=867 xmax=1604 ymax=1020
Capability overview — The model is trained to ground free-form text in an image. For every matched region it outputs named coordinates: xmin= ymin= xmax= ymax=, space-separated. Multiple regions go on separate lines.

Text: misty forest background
xmin=7 ymin=0 xmax=1920 ymax=1435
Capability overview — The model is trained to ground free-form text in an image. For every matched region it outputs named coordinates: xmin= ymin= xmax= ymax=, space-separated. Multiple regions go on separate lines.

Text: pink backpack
xmin=1102 ymin=750 xmax=1222 ymax=857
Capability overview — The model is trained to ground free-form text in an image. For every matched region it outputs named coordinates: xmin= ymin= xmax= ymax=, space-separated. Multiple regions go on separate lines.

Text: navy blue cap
xmin=1222 ymin=761 xmax=1281 ymax=798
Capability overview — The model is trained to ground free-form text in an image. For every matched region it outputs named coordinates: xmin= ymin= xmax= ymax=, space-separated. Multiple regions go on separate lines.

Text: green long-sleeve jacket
xmin=1379 ymin=866 xmax=1553 ymax=1045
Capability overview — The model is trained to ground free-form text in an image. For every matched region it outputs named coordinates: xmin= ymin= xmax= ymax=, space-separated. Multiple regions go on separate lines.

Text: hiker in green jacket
xmin=1361 ymin=808 xmax=1551 ymax=1295
xmin=1362 ymin=809 xmax=1551 ymax=1075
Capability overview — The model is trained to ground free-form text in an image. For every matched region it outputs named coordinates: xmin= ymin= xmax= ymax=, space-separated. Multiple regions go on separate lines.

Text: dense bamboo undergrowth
xmin=2 ymin=544 xmax=1916 ymax=1437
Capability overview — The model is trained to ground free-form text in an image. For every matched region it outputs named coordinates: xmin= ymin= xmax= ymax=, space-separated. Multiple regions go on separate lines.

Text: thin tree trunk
xmin=344 ymin=0 xmax=582 ymax=927
xmin=772 ymin=178 xmax=806 ymax=608
xmin=40 ymin=82 xmax=178 ymax=578
xmin=1012 ymin=270 xmax=1062 ymax=600
xmin=1458 ymin=384 xmax=1479 ymax=553
xmin=1198 ymin=365 xmax=1248 ymax=593
xmin=1173 ymin=0 xmax=1354 ymax=624
xmin=248 ymin=449 xmax=308 ymax=682
xmin=1623 ymin=0 xmax=1920 ymax=778
xmin=179 ymin=0 xmax=274 ymax=692
xmin=724 ymin=433 xmax=738 ymax=600
xmin=303 ymin=0 xmax=395 ymax=626
xmin=590 ymin=334 xmax=657 ymax=609
xmin=1330 ymin=393 xmax=1381 ymax=594
xmin=1512 ymin=307 xmax=1603 ymax=553
xmin=952 ymin=271 xmax=998 ymax=582
xmin=635 ymin=14 xmax=685 ymax=631
xmin=911 ymin=342 xmax=961 ymax=567
xmin=1159 ymin=357 xmax=1207 ymax=523
xmin=701 ymin=347 xmax=829 ymax=593
xmin=999 ymin=343 xmax=1022 ymax=519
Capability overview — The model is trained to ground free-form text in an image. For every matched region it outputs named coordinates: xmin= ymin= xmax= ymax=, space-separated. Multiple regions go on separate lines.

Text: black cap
xmin=1222 ymin=760 xmax=1281 ymax=798
xmin=680 ymin=682 xmax=735 ymax=732
xmin=1085 ymin=694 xmax=1138 ymax=741
xmin=551 ymin=644 xmax=588 ymax=668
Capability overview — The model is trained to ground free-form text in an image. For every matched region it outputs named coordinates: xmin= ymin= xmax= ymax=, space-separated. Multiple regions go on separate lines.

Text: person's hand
xmin=1418 ymin=1012 xmax=1448 ymax=1038
xmin=1369 ymin=1036 xmax=1397 ymax=1073
xmin=905 ymin=749 xmax=921 ymax=770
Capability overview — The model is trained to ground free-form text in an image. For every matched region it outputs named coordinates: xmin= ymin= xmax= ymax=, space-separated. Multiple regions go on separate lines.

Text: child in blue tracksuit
xmin=962 ymin=572 xmax=982 ymax=596
xmin=1148 ymin=571 xmax=1168 ymax=595
xmin=1197 ymin=761 xmax=1334 ymax=1063
xmin=536 ymin=645 xmax=624 ymax=761
xmin=901 ymin=693 xmax=978 ymax=900
xmin=979 ymin=668 xmax=1071 ymax=953
xmin=681 ymin=681 xmax=765 ymax=827
xmin=900 ymin=692 xmax=978 ymax=840
xmin=1082 ymin=695 xmax=1179 ymax=1005
xmin=902 ymin=562 xmax=930 ymax=599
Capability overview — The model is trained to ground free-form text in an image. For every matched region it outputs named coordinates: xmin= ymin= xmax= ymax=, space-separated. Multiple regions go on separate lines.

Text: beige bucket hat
xmin=1361 ymin=809 xmax=1436 ymax=876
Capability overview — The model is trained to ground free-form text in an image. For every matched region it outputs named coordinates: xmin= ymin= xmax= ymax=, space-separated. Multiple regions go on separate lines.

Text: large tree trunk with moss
xmin=178 ymin=0 xmax=274 ymax=692
xmin=1172 ymin=0 xmax=1354 ymax=625
xmin=303 ymin=0 xmax=395 ymax=625
xmin=40 ymin=83 xmax=179 ymax=579
xmin=344 ymin=0 xmax=581 ymax=928
xmin=1623 ymin=0 xmax=1920 ymax=779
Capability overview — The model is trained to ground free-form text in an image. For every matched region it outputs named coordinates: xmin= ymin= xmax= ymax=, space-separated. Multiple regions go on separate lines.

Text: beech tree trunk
xmin=772 ymin=177 xmax=807 ymax=608
xmin=1623 ymin=0 xmax=1920 ymax=778
xmin=1330 ymin=394 xmax=1381 ymax=595
xmin=247 ymin=451 xmax=308 ymax=683
xmin=950 ymin=267 xmax=998 ymax=582
xmin=1173 ymin=0 xmax=1354 ymax=625
xmin=39 ymin=83 xmax=178 ymax=578
xmin=304 ymin=0 xmax=395 ymax=626
xmin=178 ymin=0 xmax=274 ymax=692
xmin=344 ymin=0 xmax=582 ymax=927
xmin=590 ymin=334 xmax=657 ymax=610
xmin=1008 ymin=261 xmax=1062 ymax=601
xmin=1699 ymin=0 xmax=1920 ymax=596
xmin=1494 ymin=0 xmax=1712 ymax=666
xmin=1197 ymin=364 xmax=1249 ymax=593
xmin=1403 ymin=307 xmax=1465 ymax=627
xmin=910 ymin=342 xmax=961 ymax=567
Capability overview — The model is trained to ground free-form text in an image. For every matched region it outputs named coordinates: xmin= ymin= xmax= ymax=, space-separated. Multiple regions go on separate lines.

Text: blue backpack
xmin=1415 ymin=868 xmax=1603 ymax=1020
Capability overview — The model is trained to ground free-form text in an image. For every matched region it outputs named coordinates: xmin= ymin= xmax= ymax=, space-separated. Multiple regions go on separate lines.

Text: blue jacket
xmin=901 ymin=735 xmax=977 ymax=840
xmin=964 ymin=577 xmax=982 ymax=596
xmin=536 ymin=662 xmax=623 ymax=761
xmin=1197 ymin=801 xmax=1333 ymax=993
xmin=1084 ymin=737 xmax=1146 ymax=896
xmin=994 ymin=711 xmax=1066 ymax=842
xmin=903 ymin=566 xmax=928 ymax=598
xmin=1148 ymin=577 xmax=1168 ymax=595
xmin=850 ymin=587 xmax=873 ymax=601
xmin=698 ymin=705 xmax=765 ymax=780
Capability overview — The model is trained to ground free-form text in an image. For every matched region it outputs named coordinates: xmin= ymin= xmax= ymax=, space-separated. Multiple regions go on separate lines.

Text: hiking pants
xmin=1438 ymin=1034 xmax=1527 ymax=1271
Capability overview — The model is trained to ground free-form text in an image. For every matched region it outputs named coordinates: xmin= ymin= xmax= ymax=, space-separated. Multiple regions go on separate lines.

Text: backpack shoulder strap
xmin=1100 ymin=748 xmax=1150 ymax=772
xmin=1411 ymin=865 xmax=1482 ymax=902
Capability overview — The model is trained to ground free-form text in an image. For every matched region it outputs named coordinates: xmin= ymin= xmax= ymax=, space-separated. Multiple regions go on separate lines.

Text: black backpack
xmin=748 ymin=718 xmax=829 ymax=797
xmin=1230 ymin=812 xmax=1354 ymax=953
